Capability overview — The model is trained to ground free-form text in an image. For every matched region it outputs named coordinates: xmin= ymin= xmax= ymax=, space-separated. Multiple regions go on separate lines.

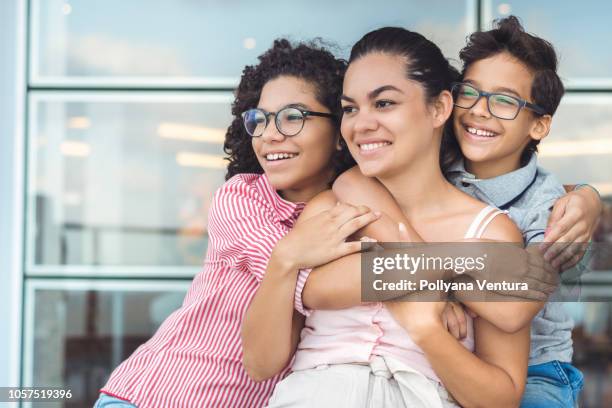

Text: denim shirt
xmin=446 ymin=154 xmax=573 ymax=365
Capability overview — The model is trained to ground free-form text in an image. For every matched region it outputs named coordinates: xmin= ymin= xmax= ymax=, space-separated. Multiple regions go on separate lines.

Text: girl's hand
xmin=275 ymin=201 xmax=381 ymax=270
xmin=540 ymin=187 xmax=602 ymax=270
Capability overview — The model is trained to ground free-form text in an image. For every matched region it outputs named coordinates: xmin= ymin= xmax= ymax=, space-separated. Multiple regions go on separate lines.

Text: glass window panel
xmin=563 ymin=302 xmax=612 ymax=408
xmin=484 ymin=1 xmax=612 ymax=87
xmin=31 ymin=0 xmax=473 ymax=86
xmin=28 ymin=92 xmax=232 ymax=272
xmin=538 ymin=95 xmax=612 ymax=197
xmin=539 ymin=94 xmax=612 ymax=282
xmin=23 ymin=280 xmax=189 ymax=408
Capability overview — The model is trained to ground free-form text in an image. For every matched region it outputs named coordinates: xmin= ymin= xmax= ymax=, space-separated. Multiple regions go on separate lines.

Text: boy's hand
xmin=464 ymin=242 xmax=558 ymax=301
xmin=541 ymin=187 xmax=602 ymax=270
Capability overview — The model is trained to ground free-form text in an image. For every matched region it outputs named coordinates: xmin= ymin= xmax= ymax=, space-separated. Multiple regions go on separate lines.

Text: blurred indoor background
xmin=0 ymin=1 xmax=610 ymax=407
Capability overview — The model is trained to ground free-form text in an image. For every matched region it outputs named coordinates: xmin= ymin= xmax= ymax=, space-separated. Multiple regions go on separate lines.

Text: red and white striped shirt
xmin=101 ymin=173 xmax=305 ymax=408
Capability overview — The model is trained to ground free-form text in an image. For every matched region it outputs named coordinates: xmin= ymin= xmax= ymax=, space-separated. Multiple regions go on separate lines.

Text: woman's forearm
xmin=241 ymin=251 xmax=302 ymax=381
xmin=457 ymin=299 xmax=543 ymax=333
xmin=302 ymin=214 xmax=409 ymax=309
xmin=414 ymin=322 xmax=528 ymax=408
xmin=302 ymin=254 xmax=362 ymax=309
xmin=302 ymin=240 xmax=456 ymax=310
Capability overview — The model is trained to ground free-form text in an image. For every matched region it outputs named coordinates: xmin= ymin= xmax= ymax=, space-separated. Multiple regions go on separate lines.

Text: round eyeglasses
xmin=451 ymin=82 xmax=547 ymax=120
xmin=241 ymin=106 xmax=335 ymax=137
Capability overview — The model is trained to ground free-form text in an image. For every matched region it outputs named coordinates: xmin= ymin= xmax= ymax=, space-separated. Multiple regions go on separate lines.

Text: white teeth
xmin=360 ymin=142 xmax=391 ymax=151
xmin=266 ymin=152 xmax=297 ymax=161
xmin=467 ymin=127 xmax=497 ymax=137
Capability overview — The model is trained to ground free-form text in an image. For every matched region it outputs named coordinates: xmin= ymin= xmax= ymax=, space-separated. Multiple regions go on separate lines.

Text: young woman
xmin=248 ymin=28 xmax=529 ymax=408
xmin=297 ymin=19 xmax=600 ymax=408
xmin=94 ymin=39 xmax=380 ymax=408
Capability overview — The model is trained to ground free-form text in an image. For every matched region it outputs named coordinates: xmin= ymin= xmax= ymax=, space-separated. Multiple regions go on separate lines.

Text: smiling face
xmin=453 ymin=52 xmax=550 ymax=177
xmin=251 ymin=75 xmax=338 ymax=201
xmin=341 ymin=53 xmax=443 ymax=179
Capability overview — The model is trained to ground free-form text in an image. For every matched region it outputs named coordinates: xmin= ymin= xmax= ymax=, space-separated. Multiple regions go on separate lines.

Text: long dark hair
xmin=224 ymin=39 xmax=355 ymax=181
xmin=348 ymin=27 xmax=460 ymax=172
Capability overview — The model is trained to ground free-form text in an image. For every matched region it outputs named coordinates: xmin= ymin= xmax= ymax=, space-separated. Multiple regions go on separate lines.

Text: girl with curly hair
xmin=95 ymin=39 xmax=380 ymax=408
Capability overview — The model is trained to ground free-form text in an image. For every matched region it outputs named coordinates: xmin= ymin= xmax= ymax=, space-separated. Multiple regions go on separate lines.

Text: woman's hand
xmin=385 ymin=298 xmax=447 ymax=345
xmin=274 ymin=195 xmax=381 ymax=272
xmin=384 ymin=221 xmax=447 ymax=342
xmin=540 ymin=187 xmax=602 ymax=270
xmin=442 ymin=302 xmax=475 ymax=340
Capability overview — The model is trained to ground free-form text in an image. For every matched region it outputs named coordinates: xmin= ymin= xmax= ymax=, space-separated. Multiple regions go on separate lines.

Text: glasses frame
xmin=451 ymin=82 xmax=547 ymax=120
xmin=241 ymin=106 xmax=335 ymax=137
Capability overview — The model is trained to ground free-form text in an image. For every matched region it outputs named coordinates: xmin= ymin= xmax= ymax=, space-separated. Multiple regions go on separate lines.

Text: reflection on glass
xmin=538 ymin=95 xmax=612 ymax=198
xmin=25 ymin=281 xmax=188 ymax=408
xmin=563 ymin=302 xmax=612 ymax=408
xmin=544 ymin=95 xmax=612 ymax=407
xmin=485 ymin=1 xmax=612 ymax=86
xmin=28 ymin=93 xmax=232 ymax=269
xmin=593 ymin=198 xmax=612 ymax=273
xmin=31 ymin=0 xmax=471 ymax=84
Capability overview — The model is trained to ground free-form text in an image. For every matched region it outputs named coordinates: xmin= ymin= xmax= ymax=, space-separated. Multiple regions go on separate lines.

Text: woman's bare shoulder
xmin=447 ymin=188 xmax=522 ymax=244
xmin=298 ymin=190 xmax=338 ymax=222
xmin=479 ymin=211 xmax=523 ymax=243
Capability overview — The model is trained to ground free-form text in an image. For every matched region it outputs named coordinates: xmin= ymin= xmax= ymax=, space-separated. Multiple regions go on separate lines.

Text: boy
xmin=447 ymin=16 xmax=590 ymax=407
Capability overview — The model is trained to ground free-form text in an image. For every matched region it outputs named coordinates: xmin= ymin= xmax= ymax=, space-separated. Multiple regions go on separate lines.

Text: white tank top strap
xmin=463 ymin=205 xmax=506 ymax=239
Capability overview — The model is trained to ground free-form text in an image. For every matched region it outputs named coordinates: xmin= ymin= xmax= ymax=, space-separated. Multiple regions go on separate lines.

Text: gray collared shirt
xmin=447 ymin=154 xmax=573 ymax=365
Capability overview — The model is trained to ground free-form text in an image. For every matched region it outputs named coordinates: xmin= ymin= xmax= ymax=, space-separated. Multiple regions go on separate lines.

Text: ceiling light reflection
xmin=159 ymin=123 xmax=225 ymax=144
xmin=62 ymin=2 xmax=72 ymax=15
xmin=539 ymin=139 xmax=612 ymax=157
xmin=592 ymin=182 xmax=612 ymax=197
xmin=497 ymin=3 xmax=511 ymax=15
xmin=243 ymin=37 xmax=257 ymax=49
xmin=67 ymin=116 xmax=91 ymax=129
xmin=60 ymin=141 xmax=91 ymax=157
xmin=176 ymin=152 xmax=226 ymax=169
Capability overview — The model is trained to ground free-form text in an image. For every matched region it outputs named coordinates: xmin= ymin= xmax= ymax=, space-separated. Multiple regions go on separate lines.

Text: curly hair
xmin=224 ymin=38 xmax=355 ymax=181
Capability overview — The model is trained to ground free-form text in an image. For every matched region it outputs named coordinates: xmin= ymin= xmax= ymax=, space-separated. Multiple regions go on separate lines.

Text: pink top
xmin=292 ymin=205 xmax=504 ymax=382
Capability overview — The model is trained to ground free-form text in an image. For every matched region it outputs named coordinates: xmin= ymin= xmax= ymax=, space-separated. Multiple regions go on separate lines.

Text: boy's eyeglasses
xmin=241 ymin=107 xmax=335 ymax=137
xmin=451 ymin=82 xmax=547 ymax=120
